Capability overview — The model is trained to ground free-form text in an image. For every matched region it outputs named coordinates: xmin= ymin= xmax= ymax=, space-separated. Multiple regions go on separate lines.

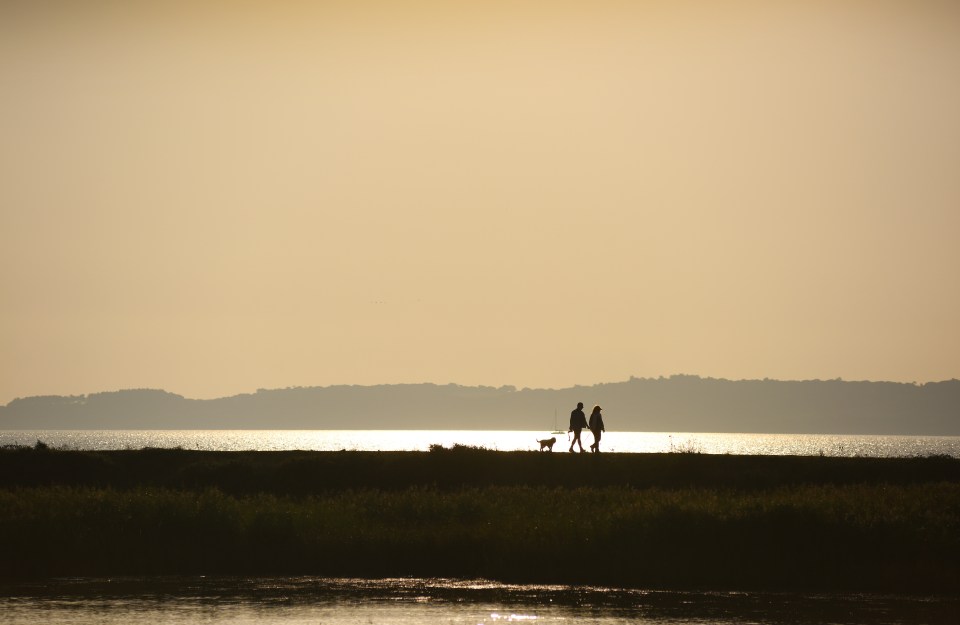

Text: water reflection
xmin=3 ymin=430 xmax=960 ymax=457
xmin=1 ymin=577 xmax=957 ymax=625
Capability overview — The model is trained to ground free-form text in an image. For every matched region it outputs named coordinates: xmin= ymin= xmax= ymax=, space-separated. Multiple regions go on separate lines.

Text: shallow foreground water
xmin=2 ymin=577 xmax=957 ymax=625
xmin=3 ymin=430 xmax=959 ymax=457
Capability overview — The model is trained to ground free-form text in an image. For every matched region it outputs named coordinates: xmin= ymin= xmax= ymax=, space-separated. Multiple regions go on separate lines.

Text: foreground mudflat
xmin=2 ymin=446 xmax=958 ymax=593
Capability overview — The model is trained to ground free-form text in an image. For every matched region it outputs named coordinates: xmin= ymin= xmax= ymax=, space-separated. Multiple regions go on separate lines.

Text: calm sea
xmin=2 ymin=429 xmax=958 ymax=457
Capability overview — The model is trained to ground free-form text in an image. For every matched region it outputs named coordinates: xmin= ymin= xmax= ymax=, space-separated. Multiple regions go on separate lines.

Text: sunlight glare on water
xmin=2 ymin=577 xmax=957 ymax=625
xmin=2 ymin=429 xmax=959 ymax=457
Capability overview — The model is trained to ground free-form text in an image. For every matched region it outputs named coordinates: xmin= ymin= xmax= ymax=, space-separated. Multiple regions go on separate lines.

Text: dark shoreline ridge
xmin=2 ymin=446 xmax=958 ymax=593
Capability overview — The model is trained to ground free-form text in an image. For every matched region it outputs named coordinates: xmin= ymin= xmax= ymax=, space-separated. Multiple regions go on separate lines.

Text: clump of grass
xmin=668 ymin=437 xmax=703 ymax=454
xmin=429 ymin=443 xmax=494 ymax=452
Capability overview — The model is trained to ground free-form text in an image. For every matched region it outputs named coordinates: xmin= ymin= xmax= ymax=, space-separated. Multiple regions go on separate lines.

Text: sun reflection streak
xmin=490 ymin=613 xmax=539 ymax=621
xmin=2 ymin=429 xmax=959 ymax=457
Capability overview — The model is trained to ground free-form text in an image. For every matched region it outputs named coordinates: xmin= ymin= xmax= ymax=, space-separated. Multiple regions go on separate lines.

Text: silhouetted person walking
xmin=589 ymin=405 xmax=605 ymax=452
xmin=569 ymin=402 xmax=587 ymax=453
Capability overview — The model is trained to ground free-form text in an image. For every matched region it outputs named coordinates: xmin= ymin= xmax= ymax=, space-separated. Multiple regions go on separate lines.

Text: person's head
xmin=576 ymin=402 xmax=583 ymax=409
xmin=592 ymin=405 xmax=602 ymax=415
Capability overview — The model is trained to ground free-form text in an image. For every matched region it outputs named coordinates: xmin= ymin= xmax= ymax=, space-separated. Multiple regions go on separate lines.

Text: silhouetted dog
xmin=537 ymin=436 xmax=557 ymax=452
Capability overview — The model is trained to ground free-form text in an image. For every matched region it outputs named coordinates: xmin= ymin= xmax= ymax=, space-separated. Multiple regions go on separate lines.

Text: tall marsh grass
xmin=3 ymin=447 xmax=958 ymax=591
xmin=2 ymin=482 xmax=958 ymax=591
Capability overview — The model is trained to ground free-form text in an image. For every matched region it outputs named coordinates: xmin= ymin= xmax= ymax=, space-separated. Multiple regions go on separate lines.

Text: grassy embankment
xmin=1 ymin=444 xmax=958 ymax=592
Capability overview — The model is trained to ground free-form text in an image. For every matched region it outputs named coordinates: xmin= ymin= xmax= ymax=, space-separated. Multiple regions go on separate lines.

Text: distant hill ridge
xmin=2 ymin=375 xmax=959 ymax=434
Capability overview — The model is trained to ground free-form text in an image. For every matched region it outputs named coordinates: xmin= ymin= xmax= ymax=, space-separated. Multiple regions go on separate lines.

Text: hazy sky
xmin=2 ymin=1 xmax=959 ymax=403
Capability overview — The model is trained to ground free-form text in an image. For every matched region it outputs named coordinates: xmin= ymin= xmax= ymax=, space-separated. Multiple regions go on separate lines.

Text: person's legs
xmin=570 ymin=428 xmax=584 ymax=452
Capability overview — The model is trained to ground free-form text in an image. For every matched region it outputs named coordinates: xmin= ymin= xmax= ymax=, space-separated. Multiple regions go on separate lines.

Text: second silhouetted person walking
xmin=589 ymin=405 xmax=605 ymax=452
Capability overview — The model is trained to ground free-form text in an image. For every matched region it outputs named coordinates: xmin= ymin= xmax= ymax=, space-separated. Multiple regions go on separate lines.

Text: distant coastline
xmin=2 ymin=375 xmax=959 ymax=435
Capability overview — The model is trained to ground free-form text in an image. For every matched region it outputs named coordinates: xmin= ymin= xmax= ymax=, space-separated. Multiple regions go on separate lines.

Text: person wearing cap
xmin=589 ymin=405 xmax=605 ymax=452
xmin=568 ymin=402 xmax=587 ymax=453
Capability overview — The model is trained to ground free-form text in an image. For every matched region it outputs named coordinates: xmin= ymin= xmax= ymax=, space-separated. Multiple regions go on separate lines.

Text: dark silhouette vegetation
xmin=2 ymin=444 xmax=959 ymax=593
xmin=2 ymin=376 xmax=959 ymax=434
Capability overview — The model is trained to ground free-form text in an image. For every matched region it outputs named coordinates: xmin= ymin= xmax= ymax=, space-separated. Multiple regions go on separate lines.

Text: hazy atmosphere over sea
xmin=2 ymin=0 xmax=959 ymax=405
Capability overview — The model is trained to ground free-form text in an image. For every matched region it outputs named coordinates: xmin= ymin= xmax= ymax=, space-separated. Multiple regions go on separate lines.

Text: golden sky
xmin=2 ymin=1 xmax=959 ymax=403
